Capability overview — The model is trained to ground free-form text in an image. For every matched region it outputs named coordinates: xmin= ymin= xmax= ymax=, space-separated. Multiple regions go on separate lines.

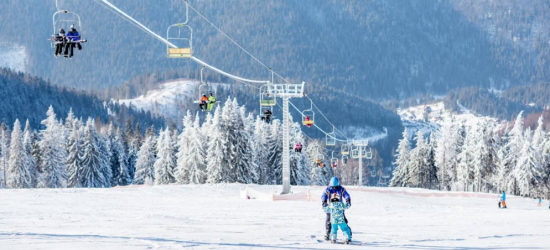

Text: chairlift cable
xmin=183 ymin=0 xmax=292 ymax=86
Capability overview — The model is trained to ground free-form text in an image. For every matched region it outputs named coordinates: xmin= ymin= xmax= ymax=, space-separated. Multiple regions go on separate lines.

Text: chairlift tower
xmin=351 ymin=139 xmax=373 ymax=186
xmin=265 ymin=70 xmax=305 ymax=194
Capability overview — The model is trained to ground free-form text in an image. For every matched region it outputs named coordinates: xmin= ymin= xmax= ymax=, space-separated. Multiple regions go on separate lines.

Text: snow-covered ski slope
xmin=1 ymin=185 xmax=548 ymax=250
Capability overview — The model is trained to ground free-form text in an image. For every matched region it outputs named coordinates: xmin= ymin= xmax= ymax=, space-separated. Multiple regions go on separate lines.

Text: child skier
xmin=322 ymin=193 xmax=352 ymax=244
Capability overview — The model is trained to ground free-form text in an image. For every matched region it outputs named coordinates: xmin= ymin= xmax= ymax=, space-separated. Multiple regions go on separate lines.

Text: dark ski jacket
xmin=322 ymin=186 xmax=351 ymax=208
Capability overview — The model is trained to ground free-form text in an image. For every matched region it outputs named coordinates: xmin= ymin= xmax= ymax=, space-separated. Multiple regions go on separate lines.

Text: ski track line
xmin=0 ymin=232 xmax=346 ymax=250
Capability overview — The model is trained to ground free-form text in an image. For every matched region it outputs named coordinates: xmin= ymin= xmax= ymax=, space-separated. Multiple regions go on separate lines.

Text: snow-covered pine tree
xmin=154 ymin=128 xmax=176 ymax=185
xmin=231 ymin=101 xmax=255 ymax=183
xmin=391 ymin=129 xmax=411 ymax=187
xmin=38 ymin=106 xmax=67 ymax=188
xmin=471 ymin=121 xmax=493 ymax=192
xmin=501 ymin=112 xmax=525 ymax=194
xmin=540 ymin=131 xmax=550 ymax=193
xmin=306 ymin=139 xmax=328 ymax=186
xmin=115 ymin=127 xmax=131 ymax=185
xmin=22 ymin=120 xmax=37 ymax=187
xmin=253 ymin=116 xmax=270 ymax=184
xmin=424 ymin=132 xmax=438 ymax=189
xmin=457 ymin=124 xmax=477 ymax=190
xmin=267 ymin=119 xmax=283 ymax=184
xmin=244 ymin=113 xmax=260 ymax=184
xmin=515 ymin=129 xmax=543 ymax=197
xmin=126 ymin=137 xmax=139 ymax=182
xmin=290 ymin=122 xmax=310 ymax=185
xmin=66 ymin=119 xmax=83 ymax=187
xmin=185 ymin=113 xmax=207 ymax=184
xmin=531 ymin=116 xmax=545 ymax=171
xmin=134 ymin=132 xmax=156 ymax=184
xmin=205 ymin=108 xmax=228 ymax=184
xmin=407 ymin=131 xmax=428 ymax=187
xmin=79 ymin=118 xmax=112 ymax=188
xmin=175 ymin=110 xmax=193 ymax=184
xmin=7 ymin=119 xmax=33 ymax=188
xmin=0 ymin=127 xmax=8 ymax=188
xmin=434 ymin=117 xmax=457 ymax=190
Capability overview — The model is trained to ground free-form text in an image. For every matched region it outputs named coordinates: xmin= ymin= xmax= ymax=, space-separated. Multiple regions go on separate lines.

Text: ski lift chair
xmin=167 ymin=23 xmax=193 ymax=58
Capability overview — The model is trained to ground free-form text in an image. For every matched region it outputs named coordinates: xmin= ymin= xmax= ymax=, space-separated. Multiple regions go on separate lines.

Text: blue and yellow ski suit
xmin=323 ymin=201 xmax=352 ymax=241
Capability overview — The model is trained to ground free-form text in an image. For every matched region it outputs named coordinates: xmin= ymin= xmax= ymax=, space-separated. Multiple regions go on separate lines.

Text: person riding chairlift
xmin=262 ymin=109 xmax=272 ymax=123
xmin=65 ymin=25 xmax=81 ymax=58
xmin=199 ymin=94 xmax=209 ymax=111
xmin=294 ymin=142 xmax=302 ymax=153
xmin=53 ymin=28 xmax=66 ymax=57
xmin=316 ymin=158 xmax=324 ymax=168
xmin=305 ymin=116 xmax=312 ymax=127
xmin=207 ymin=92 xmax=216 ymax=111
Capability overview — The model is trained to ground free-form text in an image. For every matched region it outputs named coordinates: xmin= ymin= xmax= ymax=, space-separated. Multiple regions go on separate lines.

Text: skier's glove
xmin=346 ymin=199 xmax=351 ymax=206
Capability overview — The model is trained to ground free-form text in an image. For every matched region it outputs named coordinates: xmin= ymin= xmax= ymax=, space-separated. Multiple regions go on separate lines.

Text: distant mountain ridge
xmin=1 ymin=0 xmax=549 ymax=99
xmin=0 ymin=68 xmax=164 ymax=130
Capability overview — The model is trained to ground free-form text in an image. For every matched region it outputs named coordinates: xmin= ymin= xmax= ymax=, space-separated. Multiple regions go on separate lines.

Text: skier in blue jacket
xmin=323 ymin=193 xmax=352 ymax=244
xmin=321 ymin=177 xmax=352 ymax=241
xmin=501 ymin=190 xmax=507 ymax=208
xmin=64 ymin=25 xmax=82 ymax=58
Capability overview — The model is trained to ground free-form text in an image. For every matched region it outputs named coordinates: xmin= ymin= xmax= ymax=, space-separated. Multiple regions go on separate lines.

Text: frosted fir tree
xmin=471 ymin=121 xmax=493 ymax=192
xmin=175 ymin=111 xmax=193 ymax=184
xmin=424 ymin=132 xmax=438 ymax=189
xmin=267 ymin=119 xmax=283 ymax=184
xmin=514 ymin=130 xmax=543 ymax=197
xmin=66 ymin=119 xmax=83 ymax=187
xmin=306 ymin=139 xmax=328 ymax=186
xmin=244 ymin=113 xmax=260 ymax=184
xmin=451 ymin=121 xmax=466 ymax=184
xmin=231 ymin=102 xmax=256 ymax=184
xmin=23 ymin=120 xmax=37 ymax=187
xmin=390 ymin=129 xmax=411 ymax=187
xmin=457 ymin=124 xmax=477 ymax=190
xmin=134 ymin=133 xmax=156 ymax=184
xmin=500 ymin=112 xmax=524 ymax=194
xmin=252 ymin=116 xmax=269 ymax=184
xmin=126 ymin=137 xmax=139 ymax=182
xmin=154 ymin=128 xmax=176 ymax=185
xmin=7 ymin=119 xmax=33 ymax=188
xmin=407 ymin=131 xmax=428 ymax=187
xmin=531 ymin=116 xmax=545 ymax=168
xmin=0 ymin=128 xmax=8 ymax=188
xmin=115 ymin=128 xmax=131 ymax=185
xmin=79 ymin=118 xmax=112 ymax=188
xmin=434 ymin=117 xmax=457 ymax=190
xmin=185 ymin=114 xmax=207 ymax=184
xmin=290 ymin=122 xmax=310 ymax=185
xmin=205 ymin=108 xmax=230 ymax=184
xmin=38 ymin=106 xmax=67 ymax=188
xmin=540 ymin=132 xmax=550 ymax=190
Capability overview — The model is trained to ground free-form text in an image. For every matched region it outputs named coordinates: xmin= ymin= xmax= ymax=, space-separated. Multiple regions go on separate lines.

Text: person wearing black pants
xmin=54 ymin=29 xmax=66 ymax=57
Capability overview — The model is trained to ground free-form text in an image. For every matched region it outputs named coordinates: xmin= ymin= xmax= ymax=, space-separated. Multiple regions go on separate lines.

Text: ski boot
xmin=324 ymin=235 xmax=330 ymax=241
xmin=345 ymin=239 xmax=351 ymax=245
xmin=331 ymin=239 xmax=336 ymax=244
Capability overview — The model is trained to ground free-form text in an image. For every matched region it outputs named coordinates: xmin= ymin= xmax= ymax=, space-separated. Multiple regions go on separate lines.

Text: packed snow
xmin=0 ymin=184 xmax=549 ymax=250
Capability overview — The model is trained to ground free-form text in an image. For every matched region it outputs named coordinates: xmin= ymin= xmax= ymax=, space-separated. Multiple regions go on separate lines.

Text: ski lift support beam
xmin=353 ymin=139 xmax=369 ymax=186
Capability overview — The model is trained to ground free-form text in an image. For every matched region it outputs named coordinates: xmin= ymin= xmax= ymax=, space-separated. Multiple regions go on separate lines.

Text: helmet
xmin=59 ymin=28 xmax=65 ymax=34
xmin=329 ymin=177 xmax=339 ymax=187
